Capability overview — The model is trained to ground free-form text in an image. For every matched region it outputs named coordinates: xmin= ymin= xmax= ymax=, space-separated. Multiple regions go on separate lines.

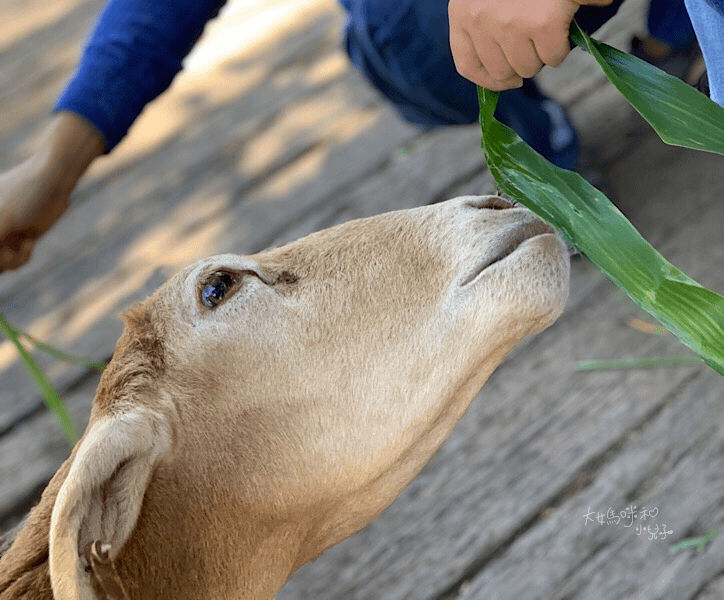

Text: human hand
xmin=448 ymin=0 xmax=614 ymax=90
xmin=0 ymin=112 xmax=104 ymax=273
xmin=0 ymin=157 xmax=72 ymax=271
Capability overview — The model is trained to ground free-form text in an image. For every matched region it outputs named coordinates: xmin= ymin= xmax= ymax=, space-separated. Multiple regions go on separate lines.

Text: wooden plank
xmin=266 ymin=126 xmax=491 ymax=249
xmin=0 ymin=373 xmax=96 ymax=533
xmin=458 ymin=368 xmax=724 ymax=600
xmin=699 ymin=577 xmax=724 ymax=600
xmin=0 ymin=0 xmax=106 ymax=161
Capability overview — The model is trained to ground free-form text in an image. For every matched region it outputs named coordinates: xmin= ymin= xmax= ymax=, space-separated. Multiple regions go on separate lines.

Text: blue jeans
xmin=340 ymin=0 xmax=702 ymax=168
xmin=685 ymin=0 xmax=724 ymax=104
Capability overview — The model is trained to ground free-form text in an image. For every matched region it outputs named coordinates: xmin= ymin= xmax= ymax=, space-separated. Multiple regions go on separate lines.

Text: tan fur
xmin=0 ymin=196 xmax=569 ymax=600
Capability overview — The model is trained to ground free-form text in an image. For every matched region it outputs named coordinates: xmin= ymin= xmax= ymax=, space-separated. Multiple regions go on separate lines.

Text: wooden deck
xmin=2 ymin=0 xmax=724 ymax=597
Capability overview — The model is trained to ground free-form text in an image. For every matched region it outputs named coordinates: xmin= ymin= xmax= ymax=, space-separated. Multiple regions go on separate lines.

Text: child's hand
xmin=448 ymin=0 xmax=613 ymax=90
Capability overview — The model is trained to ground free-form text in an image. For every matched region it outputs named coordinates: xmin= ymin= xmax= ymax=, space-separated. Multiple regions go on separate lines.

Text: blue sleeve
xmin=54 ymin=0 xmax=227 ymax=152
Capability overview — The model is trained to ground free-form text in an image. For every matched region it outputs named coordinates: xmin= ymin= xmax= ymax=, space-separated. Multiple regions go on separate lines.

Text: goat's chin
xmin=475 ymin=233 xmax=570 ymax=331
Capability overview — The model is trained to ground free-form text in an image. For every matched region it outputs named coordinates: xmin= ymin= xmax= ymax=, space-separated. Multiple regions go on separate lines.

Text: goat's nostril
xmin=201 ymin=272 xmax=236 ymax=308
xmin=467 ymin=196 xmax=514 ymax=211
xmin=276 ymin=270 xmax=299 ymax=285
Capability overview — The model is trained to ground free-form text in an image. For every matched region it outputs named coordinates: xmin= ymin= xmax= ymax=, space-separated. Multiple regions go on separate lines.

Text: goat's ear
xmin=48 ymin=409 xmax=173 ymax=600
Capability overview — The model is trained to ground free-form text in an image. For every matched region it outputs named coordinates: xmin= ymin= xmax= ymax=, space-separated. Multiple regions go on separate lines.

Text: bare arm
xmin=0 ymin=112 xmax=104 ymax=272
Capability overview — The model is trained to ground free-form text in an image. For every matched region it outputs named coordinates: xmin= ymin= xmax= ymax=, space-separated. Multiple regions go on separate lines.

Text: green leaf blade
xmin=570 ymin=21 xmax=724 ymax=155
xmin=478 ymin=88 xmax=724 ymax=375
xmin=0 ymin=314 xmax=79 ymax=444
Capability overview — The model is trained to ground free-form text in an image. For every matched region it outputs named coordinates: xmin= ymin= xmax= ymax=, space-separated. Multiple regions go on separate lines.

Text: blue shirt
xmin=55 ymin=0 xmax=226 ymax=151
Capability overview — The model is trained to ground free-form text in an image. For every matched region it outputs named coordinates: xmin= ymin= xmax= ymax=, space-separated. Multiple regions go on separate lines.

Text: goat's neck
xmin=0 ymin=462 xmax=303 ymax=600
xmin=104 ymin=457 xmax=308 ymax=600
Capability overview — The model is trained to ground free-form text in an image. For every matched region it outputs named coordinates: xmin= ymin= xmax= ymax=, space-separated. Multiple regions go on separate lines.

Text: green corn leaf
xmin=478 ymin=85 xmax=724 ymax=375
xmin=0 ymin=313 xmax=79 ymax=444
xmin=570 ymin=21 xmax=724 ymax=155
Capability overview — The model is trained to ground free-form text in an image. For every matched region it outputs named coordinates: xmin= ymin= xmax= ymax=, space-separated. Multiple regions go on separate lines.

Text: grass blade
xmin=0 ymin=314 xmax=79 ymax=445
xmin=19 ymin=329 xmax=107 ymax=372
xmin=670 ymin=528 xmax=720 ymax=554
xmin=577 ymin=355 xmax=703 ymax=371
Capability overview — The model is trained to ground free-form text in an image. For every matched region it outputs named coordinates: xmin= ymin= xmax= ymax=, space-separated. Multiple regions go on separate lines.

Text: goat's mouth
xmin=459 ymin=222 xmax=556 ymax=287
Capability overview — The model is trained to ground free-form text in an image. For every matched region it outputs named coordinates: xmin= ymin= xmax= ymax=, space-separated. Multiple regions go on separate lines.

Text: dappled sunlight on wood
xmin=86 ymin=0 xmax=343 ymax=177
xmin=11 ymin=0 xmax=373 ymax=350
xmin=184 ymin=0 xmax=337 ymax=74
xmin=254 ymin=143 xmax=328 ymax=200
xmin=119 ymin=196 xmax=235 ymax=270
xmin=302 ymin=53 xmax=348 ymax=87
xmin=0 ymin=0 xmax=104 ymax=144
xmin=0 ymin=0 xmax=357 ymax=377
xmin=238 ymin=91 xmax=369 ymax=175
xmin=35 ymin=202 xmax=233 ymax=344
xmin=0 ymin=0 xmax=77 ymax=51
xmin=0 ymin=340 xmax=19 ymax=373
xmin=24 ymin=270 xmax=158 ymax=356
xmin=248 ymin=108 xmax=381 ymax=201
xmin=0 ymin=0 xmax=354 ymax=347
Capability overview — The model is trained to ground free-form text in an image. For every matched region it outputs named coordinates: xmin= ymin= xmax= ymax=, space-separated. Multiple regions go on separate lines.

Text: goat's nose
xmin=464 ymin=196 xmax=515 ymax=211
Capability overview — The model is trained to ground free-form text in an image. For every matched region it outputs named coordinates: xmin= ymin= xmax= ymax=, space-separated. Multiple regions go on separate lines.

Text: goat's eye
xmin=201 ymin=272 xmax=236 ymax=308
